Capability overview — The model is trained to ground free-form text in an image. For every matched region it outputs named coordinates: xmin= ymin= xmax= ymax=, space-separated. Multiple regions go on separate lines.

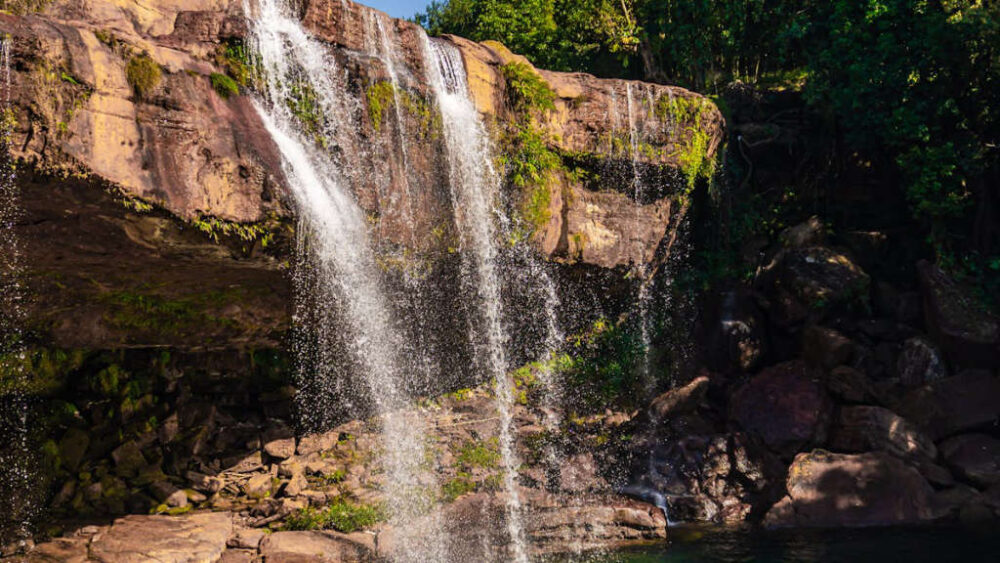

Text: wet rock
xmin=939 ymin=434 xmax=1000 ymax=488
xmin=893 ymin=370 xmax=1000 ymax=440
xmin=628 ymin=433 xmax=783 ymax=523
xmin=730 ymin=361 xmax=832 ymax=455
xmin=648 ymin=376 xmax=709 ymax=422
xmin=801 ymin=325 xmax=854 ymax=370
xmin=828 ymin=406 xmax=937 ymax=461
xmin=558 ymin=453 xmax=601 ymax=494
xmin=765 ymin=450 xmax=935 ymax=528
xmin=88 ymin=512 xmax=232 ymax=562
xmin=917 ymin=260 xmax=1000 ymax=369
xmin=896 ymin=336 xmax=947 ymax=386
xmin=258 ymin=530 xmax=374 ymax=562
xmin=874 ymin=281 xmax=922 ymax=326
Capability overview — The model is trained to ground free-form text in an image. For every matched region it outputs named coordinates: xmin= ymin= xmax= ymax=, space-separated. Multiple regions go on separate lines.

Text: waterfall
xmin=0 ymin=35 xmax=36 ymax=544
xmin=245 ymin=1 xmax=448 ymax=560
xmin=421 ymin=37 xmax=529 ymax=562
xmin=625 ymin=84 xmax=655 ymax=389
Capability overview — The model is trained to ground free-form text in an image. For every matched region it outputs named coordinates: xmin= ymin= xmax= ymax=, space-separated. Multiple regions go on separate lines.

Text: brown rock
xmin=893 ymin=370 xmax=1000 ymax=441
xmin=258 ymin=531 xmax=374 ymax=562
xmin=780 ymin=217 xmax=826 ymax=248
xmin=896 ymin=336 xmax=947 ymax=386
xmin=828 ymin=406 xmax=937 ymax=461
xmin=917 ymin=260 xmax=1000 ymax=369
xmin=827 ymin=365 xmax=877 ymax=404
xmin=764 ymin=450 xmax=935 ymax=528
xmin=730 ymin=361 xmax=832 ymax=454
xmin=761 ymin=247 xmax=870 ymax=326
xmin=648 ymin=376 xmax=709 ymax=421
xmin=88 ymin=512 xmax=232 ymax=562
xmin=940 ymin=434 xmax=1000 ymax=488
xmin=699 ymin=289 xmax=768 ymax=373
xmin=243 ymin=474 xmax=274 ymax=500
xmin=802 ymin=325 xmax=855 ymax=370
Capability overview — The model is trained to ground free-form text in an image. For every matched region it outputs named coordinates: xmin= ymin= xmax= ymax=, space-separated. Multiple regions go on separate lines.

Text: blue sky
xmin=357 ymin=0 xmax=432 ymax=20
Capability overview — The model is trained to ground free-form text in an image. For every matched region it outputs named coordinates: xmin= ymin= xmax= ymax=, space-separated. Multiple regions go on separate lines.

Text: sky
xmin=356 ymin=0 xmax=433 ymax=20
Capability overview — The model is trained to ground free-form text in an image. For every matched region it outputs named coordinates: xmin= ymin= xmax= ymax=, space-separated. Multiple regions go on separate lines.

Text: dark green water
xmin=592 ymin=524 xmax=1000 ymax=562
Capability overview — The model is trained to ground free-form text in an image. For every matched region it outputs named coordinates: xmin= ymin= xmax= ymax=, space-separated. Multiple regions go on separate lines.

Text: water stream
xmin=422 ymin=36 xmax=530 ymax=562
xmin=246 ymin=1 xmax=448 ymax=559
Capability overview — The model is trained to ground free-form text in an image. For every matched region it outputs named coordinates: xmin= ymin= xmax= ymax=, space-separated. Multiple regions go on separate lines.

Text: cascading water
xmin=422 ymin=36 xmax=529 ymax=562
xmin=0 ymin=35 xmax=36 ymax=545
xmin=245 ymin=1 xmax=448 ymax=560
xmin=625 ymin=84 xmax=655 ymax=389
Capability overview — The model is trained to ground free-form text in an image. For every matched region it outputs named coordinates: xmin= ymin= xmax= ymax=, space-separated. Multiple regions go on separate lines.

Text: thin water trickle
xmin=0 ymin=35 xmax=36 ymax=544
xmin=625 ymin=83 xmax=655 ymax=390
xmin=421 ymin=36 xmax=530 ymax=562
xmin=245 ymin=1 xmax=448 ymax=560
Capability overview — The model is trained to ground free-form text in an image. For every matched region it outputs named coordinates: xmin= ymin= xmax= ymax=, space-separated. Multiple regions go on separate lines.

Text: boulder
xmin=89 ymin=512 xmax=232 ymax=562
xmin=764 ymin=450 xmax=935 ymax=528
xmin=648 ymin=375 xmax=709 ymax=421
xmin=699 ymin=289 xmax=768 ymax=373
xmin=149 ymin=481 xmax=187 ymax=508
xmin=779 ymin=217 xmax=826 ymax=248
xmin=917 ymin=260 xmax=1000 ymax=369
xmin=110 ymin=441 xmax=147 ymax=478
xmin=627 ymin=433 xmax=783 ymax=523
xmin=243 ymin=474 xmax=274 ymax=500
xmin=58 ymin=428 xmax=90 ymax=472
xmin=939 ymin=434 xmax=1000 ymax=488
xmin=826 ymin=366 xmax=878 ymax=404
xmin=802 ymin=325 xmax=854 ymax=370
xmin=730 ymin=361 xmax=832 ymax=455
xmin=896 ymin=336 xmax=947 ymax=386
xmin=761 ymin=247 xmax=870 ymax=326
xmin=828 ymin=406 xmax=937 ymax=461
xmin=893 ymin=371 xmax=1000 ymax=441
xmin=258 ymin=531 xmax=374 ymax=562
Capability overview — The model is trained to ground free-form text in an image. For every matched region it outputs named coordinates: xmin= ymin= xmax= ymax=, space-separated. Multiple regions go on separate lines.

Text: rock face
xmin=940 ymin=434 xmax=1000 ymax=488
xmin=730 ymin=361 xmax=833 ymax=455
xmin=765 ymin=450 xmax=935 ymax=528
xmin=893 ymin=370 xmax=1000 ymax=441
xmin=88 ymin=512 xmax=233 ymax=562
xmin=917 ymin=261 xmax=1000 ymax=369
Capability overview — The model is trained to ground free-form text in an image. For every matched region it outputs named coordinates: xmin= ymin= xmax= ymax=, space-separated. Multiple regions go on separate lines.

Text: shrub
xmin=125 ymin=54 xmax=162 ymax=98
xmin=501 ymin=62 xmax=556 ymax=114
xmin=284 ymin=501 xmax=385 ymax=533
xmin=210 ymin=73 xmax=239 ymax=99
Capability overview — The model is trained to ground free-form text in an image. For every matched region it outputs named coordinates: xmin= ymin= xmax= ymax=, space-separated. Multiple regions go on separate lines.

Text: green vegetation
xmin=125 ymin=53 xmax=162 ymax=99
xmin=191 ymin=215 xmax=277 ymax=247
xmin=365 ymin=80 xmax=440 ymax=138
xmin=210 ymin=73 xmax=239 ymax=99
xmin=455 ymin=438 xmax=500 ymax=470
xmin=284 ymin=500 xmax=385 ymax=532
xmin=216 ymin=38 xmax=258 ymax=88
xmin=99 ymin=288 xmax=243 ymax=336
xmin=500 ymin=62 xmax=555 ymax=114
xmin=441 ymin=473 xmax=476 ymax=501
xmin=0 ymin=0 xmax=52 ymax=15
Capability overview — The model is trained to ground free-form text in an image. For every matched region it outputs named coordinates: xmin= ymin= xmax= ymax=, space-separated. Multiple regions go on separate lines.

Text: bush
xmin=210 ymin=73 xmax=239 ymax=99
xmin=501 ymin=62 xmax=556 ymax=114
xmin=284 ymin=501 xmax=385 ymax=533
xmin=125 ymin=54 xmax=162 ymax=98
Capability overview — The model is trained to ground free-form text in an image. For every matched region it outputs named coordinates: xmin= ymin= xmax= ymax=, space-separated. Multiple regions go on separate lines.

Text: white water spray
xmin=245 ymin=1 xmax=447 ymax=560
xmin=421 ymin=36 xmax=530 ymax=562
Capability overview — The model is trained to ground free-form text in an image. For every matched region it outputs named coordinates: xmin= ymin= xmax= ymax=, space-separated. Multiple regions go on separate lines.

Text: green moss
xmin=0 ymin=0 xmax=51 ymax=15
xmin=501 ymin=62 xmax=556 ymax=115
xmin=441 ymin=473 xmax=476 ymax=502
xmin=1 ymin=348 xmax=86 ymax=396
xmin=365 ymin=81 xmax=441 ymax=139
xmin=210 ymin=73 xmax=239 ymax=99
xmin=125 ymin=53 xmax=162 ymax=99
xmin=446 ymin=388 xmax=472 ymax=401
xmin=284 ymin=501 xmax=386 ymax=532
xmin=216 ymin=38 xmax=258 ymax=88
xmin=455 ymin=438 xmax=500 ymax=471
xmin=191 ymin=215 xmax=277 ymax=247
xmin=284 ymin=81 xmax=328 ymax=147
xmin=99 ymin=287 xmax=245 ymax=336
xmin=655 ymin=94 xmax=718 ymax=190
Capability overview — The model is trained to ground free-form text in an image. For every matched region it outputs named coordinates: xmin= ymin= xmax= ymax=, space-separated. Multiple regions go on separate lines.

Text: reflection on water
xmin=556 ymin=524 xmax=1000 ymax=562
